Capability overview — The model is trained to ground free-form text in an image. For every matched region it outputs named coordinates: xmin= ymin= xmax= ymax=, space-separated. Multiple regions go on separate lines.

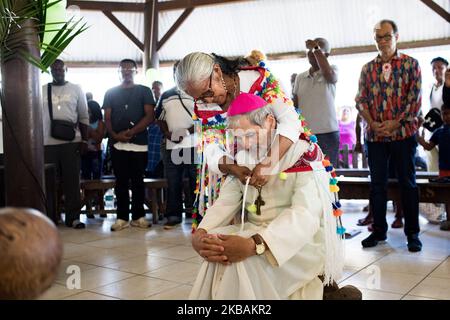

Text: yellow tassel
xmin=279 ymin=172 xmax=288 ymax=180
xmin=247 ymin=204 xmax=257 ymax=213
xmin=329 ymin=185 xmax=340 ymax=193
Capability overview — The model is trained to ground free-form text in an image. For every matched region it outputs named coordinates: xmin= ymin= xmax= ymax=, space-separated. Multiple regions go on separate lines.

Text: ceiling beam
xmin=67 ymin=0 xmax=251 ymax=12
xmin=157 ymin=7 xmax=194 ymax=51
xmin=68 ymin=1 xmax=144 ymax=12
xmin=420 ymin=0 xmax=450 ymax=23
xmin=266 ymin=37 xmax=450 ymax=61
xmin=157 ymin=0 xmax=251 ymax=11
xmin=102 ymin=10 xmax=144 ymax=51
xmin=64 ymin=37 xmax=450 ymax=68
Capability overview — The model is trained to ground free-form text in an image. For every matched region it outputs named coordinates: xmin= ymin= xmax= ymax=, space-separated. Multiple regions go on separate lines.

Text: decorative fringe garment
xmin=190 ymin=61 xmax=345 ymax=283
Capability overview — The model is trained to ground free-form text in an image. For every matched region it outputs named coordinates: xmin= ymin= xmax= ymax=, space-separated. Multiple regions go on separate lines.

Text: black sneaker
xmin=361 ymin=232 xmax=387 ymax=248
xmin=164 ymin=218 xmax=182 ymax=230
xmin=407 ymin=234 xmax=422 ymax=252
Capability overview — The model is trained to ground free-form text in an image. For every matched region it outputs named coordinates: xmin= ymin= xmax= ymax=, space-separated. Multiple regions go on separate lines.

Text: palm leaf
xmin=0 ymin=0 xmax=87 ymax=72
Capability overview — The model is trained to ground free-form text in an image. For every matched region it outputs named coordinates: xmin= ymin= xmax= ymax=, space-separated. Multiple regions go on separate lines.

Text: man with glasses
xmin=103 ymin=59 xmax=156 ymax=231
xmin=355 ymin=20 xmax=422 ymax=251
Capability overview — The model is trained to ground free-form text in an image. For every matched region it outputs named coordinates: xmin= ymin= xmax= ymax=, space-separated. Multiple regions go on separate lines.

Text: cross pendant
xmin=255 ymin=186 xmax=265 ymax=216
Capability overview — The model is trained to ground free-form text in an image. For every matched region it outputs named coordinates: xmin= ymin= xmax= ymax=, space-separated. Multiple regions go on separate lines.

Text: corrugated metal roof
xmin=62 ymin=0 xmax=450 ymax=63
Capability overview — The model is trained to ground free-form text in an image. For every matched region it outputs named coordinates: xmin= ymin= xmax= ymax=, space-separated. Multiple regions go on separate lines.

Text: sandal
xmin=357 ymin=214 xmax=373 ymax=226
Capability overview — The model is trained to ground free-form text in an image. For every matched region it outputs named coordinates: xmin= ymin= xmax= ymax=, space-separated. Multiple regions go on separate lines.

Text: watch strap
xmin=252 ymin=234 xmax=263 ymax=245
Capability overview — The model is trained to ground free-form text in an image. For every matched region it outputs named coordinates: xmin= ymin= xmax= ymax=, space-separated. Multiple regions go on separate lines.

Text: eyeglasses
xmin=374 ymin=33 xmax=394 ymax=43
xmin=196 ymin=69 xmax=215 ymax=101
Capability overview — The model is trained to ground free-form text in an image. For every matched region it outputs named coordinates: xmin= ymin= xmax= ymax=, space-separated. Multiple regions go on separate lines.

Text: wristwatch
xmin=252 ymin=234 xmax=266 ymax=255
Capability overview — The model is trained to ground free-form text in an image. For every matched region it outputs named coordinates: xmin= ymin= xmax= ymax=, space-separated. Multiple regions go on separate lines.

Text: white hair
xmin=175 ymin=52 xmax=215 ymax=91
xmin=227 ymin=104 xmax=274 ymax=128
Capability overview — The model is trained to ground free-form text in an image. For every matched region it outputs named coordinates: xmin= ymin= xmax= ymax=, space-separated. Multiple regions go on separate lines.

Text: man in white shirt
xmin=42 ymin=59 xmax=89 ymax=229
xmin=426 ymin=57 xmax=448 ymax=171
xmin=293 ymin=38 xmax=340 ymax=167
xmin=157 ymin=87 xmax=197 ymax=229
xmin=430 ymin=57 xmax=447 ymax=110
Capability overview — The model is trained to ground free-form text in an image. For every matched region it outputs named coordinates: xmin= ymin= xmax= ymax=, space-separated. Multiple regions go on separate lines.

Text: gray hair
xmin=374 ymin=19 xmax=398 ymax=34
xmin=175 ymin=52 xmax=215 ymax=91
xmin=227 ymin=104 xmax=274 ymax=128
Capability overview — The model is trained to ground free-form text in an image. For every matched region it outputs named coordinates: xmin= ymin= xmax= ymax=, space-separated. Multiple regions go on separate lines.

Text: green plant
xmin=0 ymin=0 xmax=87 ymax=72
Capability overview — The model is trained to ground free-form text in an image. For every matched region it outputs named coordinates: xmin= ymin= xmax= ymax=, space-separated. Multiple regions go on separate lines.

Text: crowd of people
xmin=39 ymin=18 xmax=450 ymax=300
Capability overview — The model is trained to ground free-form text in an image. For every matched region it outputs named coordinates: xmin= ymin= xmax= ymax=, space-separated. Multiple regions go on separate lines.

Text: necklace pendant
xmin=125 ymin=104 xmax=128 ymax=110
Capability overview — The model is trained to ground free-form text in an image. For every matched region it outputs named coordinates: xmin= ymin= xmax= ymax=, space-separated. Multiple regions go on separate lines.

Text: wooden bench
xmin=337 ymin=177 xmax=450 ymax=218
xmin=335 ymin=168 xmax=439 ymax=179
xmin=338 ymin=145 xmax=368 ymax=169
xmin=81 ymin=178 xmax=168 ymax=224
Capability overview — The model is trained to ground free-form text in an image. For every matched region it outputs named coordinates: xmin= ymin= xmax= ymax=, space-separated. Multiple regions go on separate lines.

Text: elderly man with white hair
xmin=189 ymin=93 xmax=350 ymax=300
xmin=293 ymin=38 xmax=340 ymax=168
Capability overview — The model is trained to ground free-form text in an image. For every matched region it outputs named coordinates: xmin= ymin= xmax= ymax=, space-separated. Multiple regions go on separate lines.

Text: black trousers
xmin=367 ymin=136 xmax=420 ymax=237
xmin=112 ymin=148 xmax=148 ymax=221
xmin=45 ymin=143 xmax=81 ymax=225
xmin=164 ymin=147 xmax=197 ymax=220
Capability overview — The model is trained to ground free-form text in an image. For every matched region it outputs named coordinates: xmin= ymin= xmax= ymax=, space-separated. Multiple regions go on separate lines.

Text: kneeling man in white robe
xmin=190 ymin=93 xmax=344 ymax=300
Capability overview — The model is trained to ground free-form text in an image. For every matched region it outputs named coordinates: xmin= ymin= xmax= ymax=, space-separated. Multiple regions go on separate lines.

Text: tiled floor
xmin=39 ymin=200 xmax=450 ymax=300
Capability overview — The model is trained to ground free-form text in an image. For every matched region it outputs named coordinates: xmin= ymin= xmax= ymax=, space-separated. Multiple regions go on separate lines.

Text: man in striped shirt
xmin=355 ymin=19 xmax=422 ymax=252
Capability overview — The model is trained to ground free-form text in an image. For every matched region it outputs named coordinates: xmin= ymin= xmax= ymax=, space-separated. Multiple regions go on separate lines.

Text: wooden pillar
xmin=143 ymin=0 xmax=159 ymax=71
xmin=1 ymin=1 xmax=46 ymax=213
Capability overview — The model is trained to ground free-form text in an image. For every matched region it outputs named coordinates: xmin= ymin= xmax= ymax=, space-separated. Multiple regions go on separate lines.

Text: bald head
xmin=0 ymin=208 xmax=63 ymax=299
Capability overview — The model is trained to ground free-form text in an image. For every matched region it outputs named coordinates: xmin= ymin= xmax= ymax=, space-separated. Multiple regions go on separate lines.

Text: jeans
xmin=367 ymin=136 xmax=420 ymax=236
xmin=165 ymin=147 xmax=197 ymax=221
xmin=112 ymin=148 xmax=148 ymax=221
xmin=316 ymin=131 xmax=340 ymax=168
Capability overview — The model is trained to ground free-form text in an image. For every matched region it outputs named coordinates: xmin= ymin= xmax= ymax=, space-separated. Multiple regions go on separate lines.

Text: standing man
xmin=151 ymin=81 xmax=163 ymax=102
xmin=425 ymin=57 xmax=448 ymax=171
xmin=146 ymin=81 xmax=164 ymax=178
xmin=43 ymin=59 xmax=90 ymax=229
xmin=430 ymin=57 xmax=448 ymax=110
xmin=157 ymin=83 xmax=197 ymax=229
xmin=293 ymin=37 xmax=339 ymax=167
xmin=103 ymin=59 xmax=155 ymax=231
xmin=355 ymin=20 xmax=422 ymax=252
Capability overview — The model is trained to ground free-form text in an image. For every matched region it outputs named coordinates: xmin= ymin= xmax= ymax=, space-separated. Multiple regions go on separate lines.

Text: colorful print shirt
xmin=355 ymin=52 xmax=422 ymax=142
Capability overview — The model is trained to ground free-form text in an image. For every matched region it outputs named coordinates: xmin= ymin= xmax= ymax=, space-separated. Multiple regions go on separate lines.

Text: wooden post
xmin=1 ymin=2 xmax=45 ymax=213
xmin=143 ymin=0 xmax=159 ymax=71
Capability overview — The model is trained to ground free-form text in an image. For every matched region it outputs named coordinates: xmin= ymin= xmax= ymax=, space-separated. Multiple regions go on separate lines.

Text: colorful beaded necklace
xmin=190 ymin=61 xmax=345 ymax=238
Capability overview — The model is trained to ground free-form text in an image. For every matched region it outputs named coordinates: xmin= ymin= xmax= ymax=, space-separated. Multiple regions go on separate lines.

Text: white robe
xmin=190 ymin=140 xmax=337 ymax=300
